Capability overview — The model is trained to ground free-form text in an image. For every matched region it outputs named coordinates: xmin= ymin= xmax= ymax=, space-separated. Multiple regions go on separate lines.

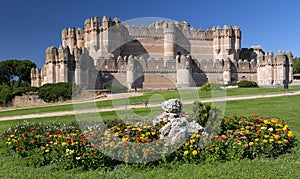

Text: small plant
xmin=200 ymin=82 xmax=221 ymax=91
xmin=237 ymin=80 xmax=258 ymax=88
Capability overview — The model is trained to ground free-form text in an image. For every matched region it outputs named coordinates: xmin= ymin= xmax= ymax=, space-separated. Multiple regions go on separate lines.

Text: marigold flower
xmin=255 ymin=138 xmax=259 ymax=142
xmin=284 ymin=139 xmax=289 ymax=143
xmin=61 ymin=142 xmax=67 ymax=147
xmin=288 ymin=131 xmax=293 ymax=138
xmin=122 ymin=137 xmax=128 ymax=142
xmin=45 ymin=149 xmax=49 ymax=153
xmin=151 ymin=131 xmax=156 ymax=135
xmin=269 ymin=139 xmax=274 ymax=143
xmin=15 ymin=147 xmax=22 ymax=151
xmin=192 ymin=150 xmax=198 ymax=156
xmin=262 ymin=139 xmax=268 ymax=143
xmin=264 ymin=135 xmax=269 ymax=138
xmin=249 ymin=142 xmax=254 ymax=146
xmin=184 ymin=151 xmax=189 ymax=155
xmin=278 ymin=141 xmax=282 ymax=145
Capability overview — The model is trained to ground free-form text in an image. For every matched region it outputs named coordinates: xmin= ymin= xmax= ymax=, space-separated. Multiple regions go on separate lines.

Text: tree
xmin=0 ymin=59 xmax=37 ymax=87
xmin=293 ymin=57 xmax=300 ymax=74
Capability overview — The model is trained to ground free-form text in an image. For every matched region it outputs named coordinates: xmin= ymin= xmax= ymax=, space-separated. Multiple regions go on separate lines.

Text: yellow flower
xmin=192 ymin=150 xmax=198 ymax=156
xmin=249 ymin=142 xmax=254 ymax=146
xmin=116 ymin=128 xmax=120 ymax=131
xmin=278 ymin=141 xmax=282 ymax=145
xmin=151 ymin=131 xmax=156 ymax=135
xmin=264 ymin=135 xmax=269 ymax=138
xmin=184 ymin=151 xmax=189 ymax=155
xmin=61 ymin=142 xmax=67 ymax=147
xmin=6 ymin=142 xmax=12 ymax=145
xmin=196 ymin=134 xmax=201 ymax=138
xmin=10 ymin=134 xmax=15 ymax=138
xmin=255 ymin=138 xmax=259 ymax=142
xmin=271 ymin=119 xmax=278 ymax=124
xmin=284 ymin=139 xmax=289 ymax=143
xmin=122 ymin=137 xmax=128 ymax=142
xmin=283 ymin=125 xmax=288 ymax=130
xmin=240 ymin=127 xmax=245 ymax=131
xmin=288 ymin=131 xmax=293 ymax=138
xmin=141 ymin=134 xmax=145 ymax=137
xmin=263 ymin=120 xmax=270 ymax=124
xmin=45 ymin=149 xmax=49 ymax=153
xmin=146 ymin=132 xmax=150 ymax=136
xmin=114 ymin=132 xmax=119 ymax=137
xmin=245 ymin=130 xmax=250 ymax=134
xmin=269 ymin=139 xmax=274 ymax=143
xmin=189 ymin=139 xmax=196 ymax=144
xmin=262 ymin=139 xmax=268 ymax=143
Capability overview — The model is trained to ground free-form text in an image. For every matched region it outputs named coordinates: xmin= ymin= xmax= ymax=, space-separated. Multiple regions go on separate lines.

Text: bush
xmin=38 ymin=83 xmax=81 ymax=103
xmin=0 ymin=85 xmax=13 ymax=106
xmin=237 ymin=80 xmax=258 ymax=88
xmin=200 ymin=82 xmax=221 ymax=91
xmin=12 ymin=86 xmax=39 ymax=96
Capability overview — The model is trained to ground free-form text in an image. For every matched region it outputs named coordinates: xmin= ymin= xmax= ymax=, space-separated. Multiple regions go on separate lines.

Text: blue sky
xmin=0 ymin=0 xmax=299 ymax=67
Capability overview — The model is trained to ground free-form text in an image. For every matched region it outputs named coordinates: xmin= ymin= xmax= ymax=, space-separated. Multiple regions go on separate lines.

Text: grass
xmin=1 ymin=86 xmax=300 ymax=118
xmin=0 ymin=94 xmax=300 ymax=178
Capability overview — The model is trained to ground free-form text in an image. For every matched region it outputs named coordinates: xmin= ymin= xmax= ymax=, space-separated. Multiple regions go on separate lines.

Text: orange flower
xmin=15 ymin=147 xmax=22 ymax=151
xmin=66 ymin=139 xmax=71 ymax=144
xmin=83 ymin=140 xmax=88 ymax=146
xmin=136 ymin=131 xmax=140 ymax=135
xmin=136 ymin=137 xmax=141 ymax=143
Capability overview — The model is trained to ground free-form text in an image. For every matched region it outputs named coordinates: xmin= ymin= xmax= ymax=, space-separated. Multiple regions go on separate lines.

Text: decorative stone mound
xmin=153 ymin=99 xmax=205 ymax=143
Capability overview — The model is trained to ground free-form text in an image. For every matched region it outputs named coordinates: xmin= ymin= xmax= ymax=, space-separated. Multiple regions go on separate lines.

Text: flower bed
xmin=1 ymin=104 xmax=297 ymax=171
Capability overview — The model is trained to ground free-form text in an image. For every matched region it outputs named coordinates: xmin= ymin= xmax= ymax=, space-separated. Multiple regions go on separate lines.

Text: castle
xmin=31 ymin=16 xmax=294 ymax=89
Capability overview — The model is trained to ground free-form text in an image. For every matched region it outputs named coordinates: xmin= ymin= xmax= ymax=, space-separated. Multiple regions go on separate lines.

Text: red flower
xmin=80 ymin=135 xmax=86 ymax=139
xmin=124 ymin=153 xmax=129 ymax=157
xmin=56 ymin=129 xmax=61 ymax=134
xmin=82 ymin=153 xmax=86 ymax=158
xmin=136 ymin=131 xmax=140 ymax=135
xmin=30 ymin=128 xmax=35 ymax=132
xmin=253 ymin=114 xmax=258 ymax=118
xmin=66 ymin=139 xmax=71 ymax=144
xmin=15 ymin=147 xmax=22 ymax=151
xmin=61 ymin=131 xmax=66 ymax=135
xmin=256 ymin=131 xmax=261 ymax=136
xmin=22 ymin=132 xmax=27 ymax=137
xmin=31 ymin=139 xmax=36 ymax=143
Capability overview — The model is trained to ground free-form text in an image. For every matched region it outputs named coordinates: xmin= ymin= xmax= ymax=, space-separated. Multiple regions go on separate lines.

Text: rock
xmin=162 ymin=99 xmax=182 ymax=114
xmin=159 ymin=117 xmax=205 ymax=143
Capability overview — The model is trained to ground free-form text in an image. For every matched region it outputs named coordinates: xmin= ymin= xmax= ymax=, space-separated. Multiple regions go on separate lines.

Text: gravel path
xmin=0 ymin=91 xmax=299 ymax=121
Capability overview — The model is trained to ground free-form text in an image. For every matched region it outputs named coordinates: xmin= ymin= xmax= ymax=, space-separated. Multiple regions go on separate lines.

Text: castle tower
xmin=126 ymin=55 xmax=136 ymax=89
xmin=233 ymin=26 xmax=241 ymax=59
xmin=287 ymin=51 xmax=294 ymax=83
xmin=266 ymin=51 xmax=274 ymax=85
xmin=45 ymin=46 xmax=58 ymax=83
xmin=275 ymin=51 xmax=286 ymax=85
xmin=61 ymin=28 xmax=77 ymax=52
xmin=256 ymin=51 xmax=264 ymax=85
xmin=57 ymin=45 xmax=70 ymax=82
xmin=74 ymin=47 xmax=82 ymax=85
xmin=163 ymin=22 xmax=176 ymax=58
xmin=213 ymin=26 xmax=221 ymax=55
xmin=176 ymin=55 xmax=192 ymax=88
xmin=223 ymin=58 xmax=231 ymax=84
xmin=76 ymin=28 xmax=85 ymax=48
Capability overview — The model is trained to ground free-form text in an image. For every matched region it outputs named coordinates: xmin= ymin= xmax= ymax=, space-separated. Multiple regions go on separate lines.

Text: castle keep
xmin=31 ymin=16 xmax=294 ymax=89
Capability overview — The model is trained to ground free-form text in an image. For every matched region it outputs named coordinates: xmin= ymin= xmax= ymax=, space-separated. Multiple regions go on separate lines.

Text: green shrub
xmin=200 ymin=82 xmax=221 ymax=91
xmin=0 ymin=85 xmax=13 ymax=106
xmin=237 ymin=80 xmax=258 ymax=88
xmin=191 ymin=102 xmax=222 ymax=128
xmin=38 ymin=83 xmax=81 ymax=103
xmin=12 ymin=86 xmax=39 ymax=96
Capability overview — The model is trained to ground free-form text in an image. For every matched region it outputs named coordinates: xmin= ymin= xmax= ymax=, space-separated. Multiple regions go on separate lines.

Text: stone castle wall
xmin=31 ymin=16 xmax=294 ymax=89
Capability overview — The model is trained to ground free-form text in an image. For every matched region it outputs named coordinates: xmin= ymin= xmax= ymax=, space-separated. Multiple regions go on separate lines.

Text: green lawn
xmin=1 ymin=86 xmax=300 ymax=118
xmin=0 ymin=94 xmax=300 ymax=178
